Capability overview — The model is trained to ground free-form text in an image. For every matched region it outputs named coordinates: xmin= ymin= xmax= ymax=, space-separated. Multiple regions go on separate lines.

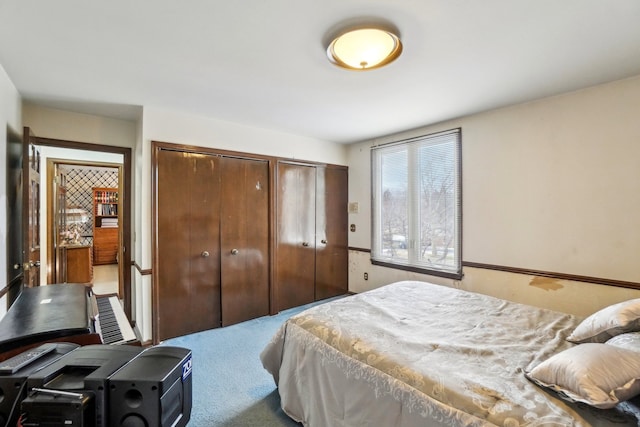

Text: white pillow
xmin=525 ymin=343 xmax=640 ymax=409
xmin=606 ymin=332 xmax=640 ymax=352
xmin=567 ymin=298 xmax=640 ymax=343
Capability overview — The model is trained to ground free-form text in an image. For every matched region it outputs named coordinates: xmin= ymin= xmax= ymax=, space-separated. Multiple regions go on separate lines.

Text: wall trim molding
xmin=348 ymin=246 xmax=371 ymax=253
xmin=463 ymin=261 xmax=640 ymax=290
xmin=132 ymin=261 xmax=152 ymax=276
xmin=344 ymin=250 xmax=639 ymax=291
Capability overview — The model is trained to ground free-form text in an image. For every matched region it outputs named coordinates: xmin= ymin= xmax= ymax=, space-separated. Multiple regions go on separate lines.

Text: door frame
xmin=2 ymin=126 xmax=25 ymax=306
xmin=34 ymin=136 xmax=133 ymax=320
xmin=46 ymin=159 xmax=124 ymax=288
xmin=23 ymin=128 xmax=41 ymax=288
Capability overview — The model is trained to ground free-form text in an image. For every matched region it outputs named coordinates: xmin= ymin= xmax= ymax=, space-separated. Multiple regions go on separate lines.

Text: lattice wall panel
xmin=61 ymin=166 xmax=119 ymax=246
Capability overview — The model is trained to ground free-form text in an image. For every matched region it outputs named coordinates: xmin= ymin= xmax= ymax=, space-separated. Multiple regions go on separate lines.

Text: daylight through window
xmin=371 ymin=129 xmax=462 ymax=278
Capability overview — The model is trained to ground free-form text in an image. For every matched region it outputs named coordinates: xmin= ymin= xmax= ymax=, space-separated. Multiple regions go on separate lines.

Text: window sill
xmin=370 ymin=259 xmax=463 ymax=280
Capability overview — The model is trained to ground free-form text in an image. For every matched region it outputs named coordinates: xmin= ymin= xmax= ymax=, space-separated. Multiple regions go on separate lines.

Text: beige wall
xmin=22 ymin=104 xmax=138 ymax=148
xmin=349 ymin=251 xmax=640 ymax=317
xmin=348 ymin=75 xmax=640 ymax=315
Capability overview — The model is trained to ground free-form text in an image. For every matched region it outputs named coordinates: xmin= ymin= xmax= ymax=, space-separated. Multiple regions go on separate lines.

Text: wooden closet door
xmin=275 ymin=162 xmax=316 ymax=311
xmin=157 ymin=150 xmax=221 ymax=341
xmin=219 ymin=157 xmax=269 ymax=326
xmin=315 ymin=166 xmax=349 ymax=300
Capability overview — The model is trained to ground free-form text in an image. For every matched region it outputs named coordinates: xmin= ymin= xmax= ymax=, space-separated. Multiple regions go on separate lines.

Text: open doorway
xmin=32 ymin=136 xmax=133 ymax=320
xmin=47 ymin=160 xmax=123 ymax=296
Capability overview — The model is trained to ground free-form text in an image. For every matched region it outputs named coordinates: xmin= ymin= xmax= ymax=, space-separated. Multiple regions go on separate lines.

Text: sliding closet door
xmin=315 ymin=166 xmax=348 ymax=300
xmin=157 ymin=150 xmax=221 ymax=341
xmin=219 ymin=157 xmax=270 ymax=326
xmin=275 ymin=162 xmax=316 ymax=311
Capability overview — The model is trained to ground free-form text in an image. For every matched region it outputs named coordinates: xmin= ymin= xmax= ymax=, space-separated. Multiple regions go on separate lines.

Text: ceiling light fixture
xmin=327 ymin=27 xmax=403 ymax=71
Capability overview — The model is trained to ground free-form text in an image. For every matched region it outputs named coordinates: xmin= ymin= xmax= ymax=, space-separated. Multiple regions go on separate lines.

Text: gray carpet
xmin=162 ymin=300 xmax=334 ymax=426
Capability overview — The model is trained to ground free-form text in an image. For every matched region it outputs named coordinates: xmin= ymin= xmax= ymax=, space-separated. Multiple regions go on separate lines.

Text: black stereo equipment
xmin=109 ymin=346 xmax=193 ymax=427
xmin=25 ymin=344 xmax=144 ymax=427
xmin=0 ymin=342 xmax=78 ymax=427
xmin=20 ymin=388 xmax=94 ymax=427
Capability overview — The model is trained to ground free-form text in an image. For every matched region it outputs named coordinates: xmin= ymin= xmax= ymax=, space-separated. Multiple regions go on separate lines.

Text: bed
xmin=261 ymin=281 xmax=640 ymax=426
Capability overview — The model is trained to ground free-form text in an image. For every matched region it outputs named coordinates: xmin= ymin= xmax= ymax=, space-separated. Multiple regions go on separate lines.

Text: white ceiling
xmin=1 ymin=1 xmax=640 ymax=144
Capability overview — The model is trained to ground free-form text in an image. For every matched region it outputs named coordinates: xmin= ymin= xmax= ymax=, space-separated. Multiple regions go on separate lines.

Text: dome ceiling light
xmin=327 ymin=27 xmax=403 ymax=71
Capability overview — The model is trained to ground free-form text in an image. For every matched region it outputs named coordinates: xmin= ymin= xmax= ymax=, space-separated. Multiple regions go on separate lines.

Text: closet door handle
xmin=201 ymin=251 xmax=210 ymax=258
xmin=320 ymin=239 xmax=327 ymax=244
xmin=230 ymin=249 xmax=239 ymax=255
xmin=302 ymin=242 xmax=310 ymax=247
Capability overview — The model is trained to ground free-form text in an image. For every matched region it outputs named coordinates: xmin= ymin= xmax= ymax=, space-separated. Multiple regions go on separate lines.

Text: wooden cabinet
xmin=64 ymin=245 xmax=93 ymax=284
xmin=157 ymin=150 xmax=221 ymax=341
xmin=155 ymin=148 xmax=270 ymax=341
xmin=93 ymin=228 xmax=118 ymax=265
xmin=275 ymin=161 xmax=348 ymax=311
xmin=152 ymin=142 xmax=348 ymax=342
xmin=315 ymin=166 xmax=349 ymax=300
xmin=219 ymin=157 xmax=270 ymax=326
xmin=275 ymin=162 xmax=317 ymax=311
xmin=93 ymin=188 xmax=119 ymax=265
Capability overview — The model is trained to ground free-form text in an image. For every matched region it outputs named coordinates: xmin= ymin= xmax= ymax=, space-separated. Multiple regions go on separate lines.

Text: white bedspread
xmin=261 ymin=281 xmax=640 ymax=426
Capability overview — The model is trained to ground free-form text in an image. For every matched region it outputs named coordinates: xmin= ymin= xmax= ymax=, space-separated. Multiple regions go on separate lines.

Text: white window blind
xmin=371 ymin=129 xmax=462 ymax=278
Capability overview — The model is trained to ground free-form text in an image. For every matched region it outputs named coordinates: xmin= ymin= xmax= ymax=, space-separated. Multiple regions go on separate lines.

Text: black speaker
xmin=26 ymin=344 xmax=144 ymax=427
xmin=0 ymin=342 xmax=78 ymax=427
xmin=108 ymin=346 xmax=192 ymax=427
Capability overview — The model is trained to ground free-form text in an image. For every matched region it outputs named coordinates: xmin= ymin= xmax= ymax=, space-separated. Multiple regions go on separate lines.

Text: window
xmin=371 ymin=128 xmax=462 ymax=279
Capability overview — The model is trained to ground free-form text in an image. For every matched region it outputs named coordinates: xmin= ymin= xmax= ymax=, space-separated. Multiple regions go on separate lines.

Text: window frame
xmin=370 ymin=128 xmax=463 ymax=280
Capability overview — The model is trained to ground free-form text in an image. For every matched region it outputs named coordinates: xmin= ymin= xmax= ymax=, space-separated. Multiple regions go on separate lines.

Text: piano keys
xmin=0 ymin=284 xmax=139 ymax=361
xmin=95 ymin=294 xmax=137 ymax=344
